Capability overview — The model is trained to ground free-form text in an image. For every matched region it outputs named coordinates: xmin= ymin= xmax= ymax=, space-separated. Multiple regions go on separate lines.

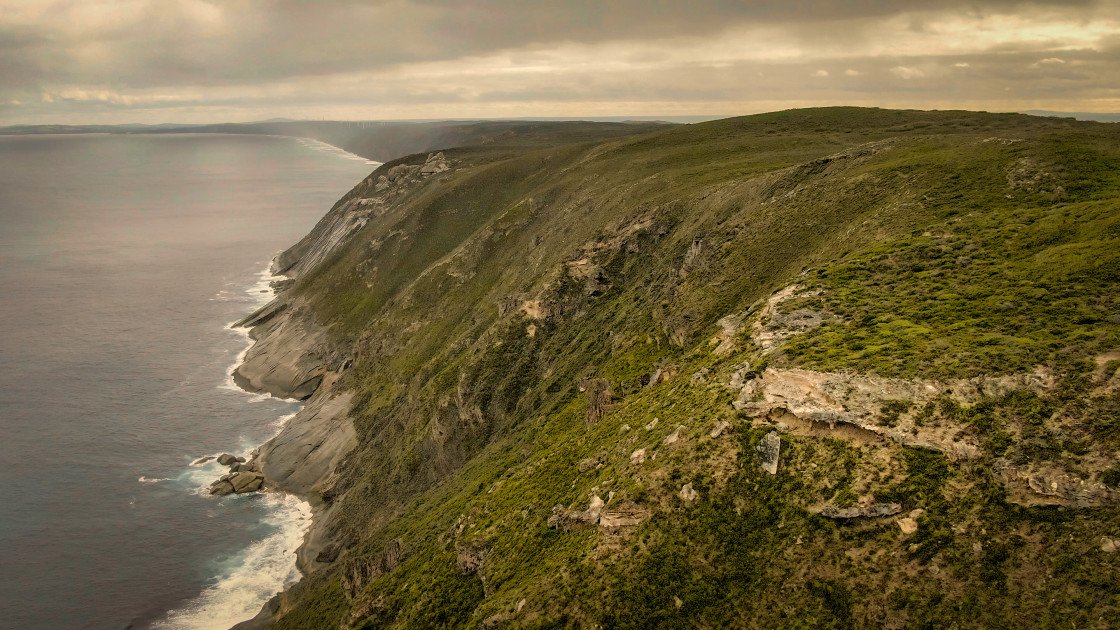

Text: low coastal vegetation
xmin=240 ymin=108 xmax=1120 ymax=628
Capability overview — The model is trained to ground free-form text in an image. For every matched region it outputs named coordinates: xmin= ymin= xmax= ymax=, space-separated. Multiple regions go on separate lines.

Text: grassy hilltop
xmin=261 ymin=108 xmax=1120 ymax=629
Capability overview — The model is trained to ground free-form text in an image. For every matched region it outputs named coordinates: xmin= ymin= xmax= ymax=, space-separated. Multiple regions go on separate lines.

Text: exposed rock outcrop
xmin=816 ymin=503 xmax=903 ymax=519
xmin=256 ymin=391 xmax=356 ymax=495
xmin=208 ymin=471 xmax=265 ymax=496
xmin=757 ymin=431 xmax=781 ymax=475
xmin=995 ymin=461 xmax=1120 ymax=508
xmin=548 ymin=495 xmax=607 ymax=530
xmin=732 ymin=366 xmax=1055 ymax=459
xmin=342 ymin=538 xmax=405 ymax=599
xmin=232 ymin=298 xmax=332 ymax=400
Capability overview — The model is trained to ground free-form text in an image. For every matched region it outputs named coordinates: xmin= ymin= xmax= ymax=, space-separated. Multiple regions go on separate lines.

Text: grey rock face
xmin=233 ymin=299 xmax=331 ymax=400
xmin=456 ymin=543 xmax=489 ymax=574
xmin=758 ymin=431 xmax=781 ymax=475
xmin=342 ymin=538 xmax=404 ymax=598
xmin=257 ymin=392 xmax=357 ymax=495
xmin=547 ymin=496 xmax=607 ymax=530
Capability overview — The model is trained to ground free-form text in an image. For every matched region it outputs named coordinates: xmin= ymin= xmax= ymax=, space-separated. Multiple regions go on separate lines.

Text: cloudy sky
xmin=2 ymin=0 xmax=1119 ymax=124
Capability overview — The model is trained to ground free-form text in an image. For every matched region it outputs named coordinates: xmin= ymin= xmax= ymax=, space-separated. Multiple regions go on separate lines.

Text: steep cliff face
xmin=236 ymin=109 xmax=1120 ymax=629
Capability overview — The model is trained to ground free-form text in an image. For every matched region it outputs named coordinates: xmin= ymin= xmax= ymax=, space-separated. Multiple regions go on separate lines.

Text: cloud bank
xmin=2 ymin=0 xmax=1118 ymax=123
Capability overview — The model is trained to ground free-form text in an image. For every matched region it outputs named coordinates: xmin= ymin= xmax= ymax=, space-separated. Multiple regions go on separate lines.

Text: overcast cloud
xmin=2 ymin=0 xmax=1119 ymax=124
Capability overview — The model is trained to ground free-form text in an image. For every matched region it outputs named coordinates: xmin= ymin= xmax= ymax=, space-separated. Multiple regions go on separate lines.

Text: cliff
xmin=232 ymin=109 xmax=1120 ymax=629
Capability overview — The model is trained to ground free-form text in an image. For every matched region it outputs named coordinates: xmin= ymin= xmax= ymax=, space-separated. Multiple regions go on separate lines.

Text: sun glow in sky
xmin=2 ymin=0 xmax=1119 ymax=124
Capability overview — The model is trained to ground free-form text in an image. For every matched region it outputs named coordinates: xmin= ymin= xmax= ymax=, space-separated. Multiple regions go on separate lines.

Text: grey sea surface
xmin=0 ymin=133 xmax=373 ymax=629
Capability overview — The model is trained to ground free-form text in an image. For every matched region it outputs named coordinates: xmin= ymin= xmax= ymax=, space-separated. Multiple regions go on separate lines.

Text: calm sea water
xmin=0 ymin=134 xmax=373 ymax=629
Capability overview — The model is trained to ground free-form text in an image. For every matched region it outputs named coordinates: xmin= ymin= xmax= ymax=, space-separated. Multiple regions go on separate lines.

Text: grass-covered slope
xmin=268 ymin=108 xmax=1120 ymax=629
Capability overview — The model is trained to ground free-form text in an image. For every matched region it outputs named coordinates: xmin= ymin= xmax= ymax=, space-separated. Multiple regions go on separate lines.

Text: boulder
xmin=630 ymin=448 xmax=646 ymax=465
xmin=758 ymin=431 xmax=781 ymax=475
xmin=209 ymin=478 xmax=235 ymax=496
xmin=387 ymin=164 xmax=411 ymax=182
xmin=217 ymin=453 xmax=243 ymax=467
xmin=664 ymin=425 xmax=685 ymax=445
xmin=586 ymin=495 xmax=605 ymax=523
xmin=896 ymin=517 xmax=919 ymax=535
xmin=229 ymin=471 xmax=265 ymax=493
xmin=709 ymin=421 xmax=731 ymax=438
xmin=578 ymin=457 xmax=599 ymax=473
xmin=680 ymin=483 xmax=699 ymax=502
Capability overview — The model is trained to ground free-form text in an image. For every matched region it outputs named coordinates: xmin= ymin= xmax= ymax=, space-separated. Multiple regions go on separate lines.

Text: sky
xmin=2 ymin=0 xmax=1120 ymax=125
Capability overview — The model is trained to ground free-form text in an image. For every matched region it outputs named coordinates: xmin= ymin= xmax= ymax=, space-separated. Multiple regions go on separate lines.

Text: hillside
xmin=230 ymin=107 xmax=1120 ymax=629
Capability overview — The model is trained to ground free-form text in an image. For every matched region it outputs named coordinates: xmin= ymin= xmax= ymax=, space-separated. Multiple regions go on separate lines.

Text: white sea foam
xmin=138 ymin=476 xmax=171 ymax=484
xmin=294 ymin=136 xmax=382 ymax=166
xmin=157 ymin=261 xmax=313 ymax=628
xmin=159 ymin=263 xmax=314 ymax=628
xmin=219 ymin=260 xmax=294 ymax=400
xmin=150 ymin=493 xmax=312 ymax=630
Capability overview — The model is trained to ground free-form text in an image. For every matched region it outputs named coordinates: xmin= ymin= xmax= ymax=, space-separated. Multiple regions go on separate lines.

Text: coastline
xmin=151 ymin=261 xmax=318 ymax=630
xmin=218 ymin=257 xmax=357 ymax=630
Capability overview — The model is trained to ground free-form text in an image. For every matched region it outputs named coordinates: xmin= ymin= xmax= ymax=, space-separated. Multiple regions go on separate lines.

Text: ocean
xmin=0 ymin=133 xmax=374 ymax=629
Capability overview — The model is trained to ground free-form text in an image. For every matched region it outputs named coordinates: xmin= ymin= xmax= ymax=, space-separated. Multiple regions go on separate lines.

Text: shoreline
xmin=154 ymin=258 xmax=321 ymax=630
xmin=219 ymin=256 xmax=357 ymax=630
xmin=290 ymin=136 xmax=383 ymax=167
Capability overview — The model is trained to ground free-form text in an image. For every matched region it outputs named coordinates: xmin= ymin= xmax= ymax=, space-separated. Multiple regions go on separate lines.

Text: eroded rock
xmin=817 ymin=503 xmax=903 ymax=519
xmin=599 ymin=501 xmax=647 ymax=529
xmin=758 ymin=431 xmax=781 ymax=475
xmin=547 ymin=496 xmax=607 ymax=530
xmin=710 ymin=421 xmax=731 ymax=438
xmin=680 ymin=483 xmax=699 ymax=502
xmin=731 ymin=366 xmax=1055 ymax=461
xmin=456 ymin=543 xmax=489 ymax=574
xmin=342 ymin=538 xmax=404 ymax=599
xmin=664 ymin=425 xmax=685 ymax=445
xmin=420 ymin=152 xmax=450 ymax=175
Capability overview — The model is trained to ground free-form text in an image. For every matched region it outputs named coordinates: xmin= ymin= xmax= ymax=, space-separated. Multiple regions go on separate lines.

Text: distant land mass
xmin=1024 ymin=110 xmax=1120 ymax=123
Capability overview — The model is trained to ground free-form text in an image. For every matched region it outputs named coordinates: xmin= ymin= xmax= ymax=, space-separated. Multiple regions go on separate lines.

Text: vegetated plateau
xmin=229 ymin=108 xmax=1120 ymax=629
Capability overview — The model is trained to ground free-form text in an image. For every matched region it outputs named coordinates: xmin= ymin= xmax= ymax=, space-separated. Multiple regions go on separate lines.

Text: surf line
xmin=152 ymin=259 xmax=311 ymax=630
